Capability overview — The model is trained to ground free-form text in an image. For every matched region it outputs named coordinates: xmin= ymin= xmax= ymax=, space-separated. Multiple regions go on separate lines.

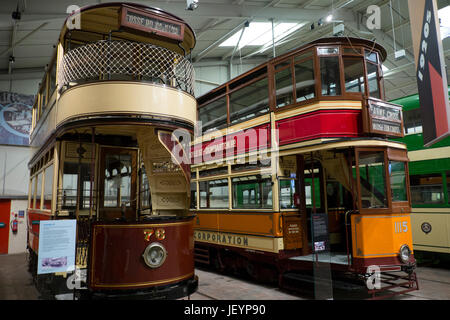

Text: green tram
xmin=391 ymin=88 xmax=450 ymax=262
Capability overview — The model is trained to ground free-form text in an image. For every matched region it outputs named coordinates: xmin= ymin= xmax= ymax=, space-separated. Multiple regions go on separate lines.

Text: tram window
xmin=199 ymin=97 xmax=227 ymax=133
xmin=275 ymin=65 xmax=294 ymax=108
xmin=357 ymin=151 xmax=388 ymax=208
xmin=294 ymin=50 xmax=313 ymax=63
xmin=232 ymin=161 xmax=271 ymax=172
xmin=43 ymin=164 xmax=54 ymax=210
xmin=366 ymin=63 xmax=380 ymax=99
xmin=190 ymin=182 xmax=197 ymax=209
xmin=36 ymin=173 xmax=42 ymax=209
xmin=389 ymin=161 xmax=407 ymax=202
xmin=320 ymin=56 xmax=341 ymax=96
xmin=29 ymin=176 xmax=36 ymax=209
xmin=365 ymin=50 xmax=378 ymax=63
xmin=294 ymin=59 xmax=315 ymax=102
xmin=343 ymin=58 xmax=365 ymax=94
xmin=410 ymin=174 xmax=444 ymax=205
xmin=62 ymin=162 xmax=93 ymax=210
xmin=230 ymin=77 xmax=269 ymax=124
xmin=62 ymin=163 xmax=78 ymax=209
xmin=140 ymin=167 xmax=150 ymax=209
xmin=279 ymin=179 xmax=298 ymax=209
xmin=49 ymin=60 xmax=57 ymax=96
xmin=39 ymin=79 xmax=47 ymax=110
xmin=305 ymin=177 xmax=321 ymax=208
xmin=199 ymin=167 xmax=228 ymax=178
xmin=403 ymin=108 xmax=423 ymax=134
xmin=232 ymin=175 xmax=272 ymax=209
xmin=199 ymin=179 xmax=228 ymax=209
xmin=104 ymin=154 xmax=132 ymax=207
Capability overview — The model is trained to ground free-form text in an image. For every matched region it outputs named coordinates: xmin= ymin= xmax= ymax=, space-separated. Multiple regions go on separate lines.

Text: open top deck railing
xmin=58 ymin=40 xmax=195 ymax=95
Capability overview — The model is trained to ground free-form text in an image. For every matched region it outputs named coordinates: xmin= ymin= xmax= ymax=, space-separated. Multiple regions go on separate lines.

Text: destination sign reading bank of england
xmin=121 ymin=6 xmax=184 ymax=41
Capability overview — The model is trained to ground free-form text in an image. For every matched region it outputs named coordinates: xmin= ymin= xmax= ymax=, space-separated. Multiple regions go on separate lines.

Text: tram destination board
xmin=120 ymin=5 xmax=184 ymax=41
xmin=365 ymin=99 xmax=404 ymax=137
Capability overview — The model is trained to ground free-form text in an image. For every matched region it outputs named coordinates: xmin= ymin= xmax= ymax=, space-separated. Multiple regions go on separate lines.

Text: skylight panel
xmin=219 ymin=22 xmax=302 ymax=49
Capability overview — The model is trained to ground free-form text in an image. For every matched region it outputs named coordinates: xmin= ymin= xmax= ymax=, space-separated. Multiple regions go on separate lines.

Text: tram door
xmin=99 ymin=147 xmax=137 ymax=221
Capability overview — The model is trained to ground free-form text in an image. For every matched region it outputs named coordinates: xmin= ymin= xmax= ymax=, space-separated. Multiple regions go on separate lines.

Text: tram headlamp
xmin=143 ymin=242 xmax=167 ymax=268
xmin=399 ymin=244 xmax=411 ymax=263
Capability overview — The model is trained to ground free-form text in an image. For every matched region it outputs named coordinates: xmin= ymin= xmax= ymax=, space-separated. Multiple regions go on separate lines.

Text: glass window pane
xmin=358 ymin=151 xmax=388 ymax=208
xmin=280 ymin=179 xmax=298 ymax=209
xmin=275 ymin=67 xmax=294 ymax=108
xmin=410 ymin=174 xmax=444 ymax=205
xmin=365 ymin=50 xmax=378 ymax=63
xmin=49 ymin=60 xmax=57 ymax=96
xmin=190 ymin=182 xmax=197 ymax=209
xmin=43 ymin=164 xmax=54 ymax=210
xmin=294 ymin=50 xmax=313 ymax=62
xmin=29 ymin=177 xmax=35 ymax=208
xmin=403 ymin=108 xmax=423 ymax=134
xmin=199 ymin=179 xmax=228 ymax=209
xmin=104 ymin=154 xmax=131 ymax=208
xmin=199 ymin=97 xmax=228 ymax=133
xmin=294 ymin=59 xmax=315 ymax=102
xmin=343 ymin=58 xmax=365 ymax=93
xmin=232 ymin=175 xmax=272 ymax=209
xmin=141 ymin=166 xmax=150 ymax=209
xmin=62 ymin=162 xmax=78 ymax=209
xmin=36 ymin=173 xmax=42 ymax=209
xmin=305 ymin=177 xmax=321 ymax=208
xmin=320 ymin=56 xmax=341 ymax=96
xmin=389 ymin=161 xmax=407 ymax=202
xmin=367 ymin=63 xmax=380 ymax=99
xmin=230 ymin=77 xmax=269 ymax=124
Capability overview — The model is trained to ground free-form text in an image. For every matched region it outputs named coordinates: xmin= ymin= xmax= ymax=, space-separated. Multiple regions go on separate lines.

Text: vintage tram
xmin=27 ymin=2 xmax=198 ymax=299
xmin=190 ymin=37 xmax=419 ymax=298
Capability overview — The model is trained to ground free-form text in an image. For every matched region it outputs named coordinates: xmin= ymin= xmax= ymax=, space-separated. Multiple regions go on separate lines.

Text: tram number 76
xmin=394 ymin=221 xmax=408 ymax=233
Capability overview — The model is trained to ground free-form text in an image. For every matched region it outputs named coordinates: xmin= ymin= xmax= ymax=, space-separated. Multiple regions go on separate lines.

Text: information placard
xmin=37 ymin=220 xmax=76 ymax=275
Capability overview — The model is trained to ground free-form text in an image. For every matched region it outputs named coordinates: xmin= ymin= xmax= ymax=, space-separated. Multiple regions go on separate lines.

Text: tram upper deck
xmin=30 ymin=2 xmax=196 ymax=151
xmin=195 ymin=37 xmax=403 ymax=148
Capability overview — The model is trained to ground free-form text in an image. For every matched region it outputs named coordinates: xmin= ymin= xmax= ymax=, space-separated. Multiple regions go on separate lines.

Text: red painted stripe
xmin=429 ymin=62 xmax=450 ymax=137
xmin=276 ymin=109 xmax=362 ymax=146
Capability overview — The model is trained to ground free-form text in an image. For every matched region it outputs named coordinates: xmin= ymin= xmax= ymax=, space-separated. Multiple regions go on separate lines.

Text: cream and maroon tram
xmin=27 ymin=3 xmax=197 ymax=299
xmin=190 ymin=37 xmax=419 ymax=298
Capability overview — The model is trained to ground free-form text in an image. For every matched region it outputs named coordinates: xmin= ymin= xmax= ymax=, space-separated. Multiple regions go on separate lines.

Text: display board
xmin=37 ymin=220 xmax=76 ymax=275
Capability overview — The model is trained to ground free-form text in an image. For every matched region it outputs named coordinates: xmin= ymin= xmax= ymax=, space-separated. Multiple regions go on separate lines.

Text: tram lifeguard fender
xmin=56 ymin=81 xmax=196 ymax=128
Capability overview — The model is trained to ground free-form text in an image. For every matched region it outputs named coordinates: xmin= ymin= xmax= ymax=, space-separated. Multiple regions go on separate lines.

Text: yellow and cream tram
xmin=27 ymin=2 xmax=197 ymax=299
xmin=190 ymin=37 xmax=419 ymax=299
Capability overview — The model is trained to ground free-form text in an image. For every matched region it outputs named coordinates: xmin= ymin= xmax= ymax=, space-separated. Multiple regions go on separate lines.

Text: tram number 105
xmin=394 ymin=221 xmax=408 ymax=233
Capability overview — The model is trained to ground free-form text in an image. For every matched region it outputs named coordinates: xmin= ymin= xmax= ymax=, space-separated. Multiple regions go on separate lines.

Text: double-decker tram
xmin=392 ymin=90 xmax=450 ymax=261
xmin=191 ymin=37 xmax=419 ymax=298
xmin=26 ymin=3 xmax=198 ymax=299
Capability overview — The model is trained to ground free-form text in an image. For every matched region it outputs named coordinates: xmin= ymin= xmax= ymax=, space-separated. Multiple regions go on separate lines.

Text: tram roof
xmin=59 ymin=2 xmax=196 ymax=55
xmin=197 ymin=36 xmax=387 ymax=105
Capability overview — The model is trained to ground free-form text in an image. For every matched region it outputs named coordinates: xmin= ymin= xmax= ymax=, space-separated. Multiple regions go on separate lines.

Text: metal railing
xmin=58 ymin=40 xmax=195 ymax=95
